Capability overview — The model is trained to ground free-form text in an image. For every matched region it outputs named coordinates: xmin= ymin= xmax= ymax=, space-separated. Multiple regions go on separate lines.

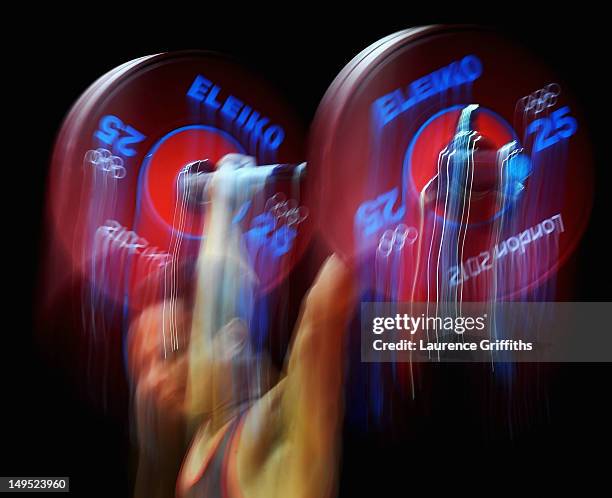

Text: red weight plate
xmin=48 ymin=51 xmax=307 ymax=308
xmin=308 ymin=25 xmax=593 ymax=301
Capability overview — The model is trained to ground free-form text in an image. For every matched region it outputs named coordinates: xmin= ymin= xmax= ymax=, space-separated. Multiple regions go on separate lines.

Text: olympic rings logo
xmin=518 ymin=83 xmax=561 ymax=116
xmin=377 ymin=224 xmax=418 ymax=257
xmin=83 ymin=148 xmax=127 ymax=179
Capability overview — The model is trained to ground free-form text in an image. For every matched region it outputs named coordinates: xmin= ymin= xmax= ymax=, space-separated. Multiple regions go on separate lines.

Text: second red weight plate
xmin=308 ymin=25 xmax=593 ymax=300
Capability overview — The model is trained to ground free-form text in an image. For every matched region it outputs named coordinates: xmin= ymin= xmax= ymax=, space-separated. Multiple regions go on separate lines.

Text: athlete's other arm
xmin=187 ymin=154 xmax=267 ymax=423
xmin=284 ymin=255 xmax=356 ymax=497
xmin=237 ymin=255 xmax=357 ymax=498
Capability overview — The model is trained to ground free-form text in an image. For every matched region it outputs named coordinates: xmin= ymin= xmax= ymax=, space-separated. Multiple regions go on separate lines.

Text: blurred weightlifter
xmin=128 ymin=154 xmax=356 ymax=498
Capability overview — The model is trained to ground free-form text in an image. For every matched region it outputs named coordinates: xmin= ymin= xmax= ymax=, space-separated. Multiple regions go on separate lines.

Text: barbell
xmin=47 ymin=25 xmax=593 ymax=307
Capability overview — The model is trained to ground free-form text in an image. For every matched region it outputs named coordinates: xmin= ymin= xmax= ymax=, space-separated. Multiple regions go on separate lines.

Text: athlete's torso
xmin=177 ymin=413 xmax=247 ymax=498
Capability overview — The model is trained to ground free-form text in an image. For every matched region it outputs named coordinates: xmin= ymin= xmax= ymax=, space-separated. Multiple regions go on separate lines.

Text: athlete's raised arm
xmin=280 ymin=255 xmax=357 ymax=497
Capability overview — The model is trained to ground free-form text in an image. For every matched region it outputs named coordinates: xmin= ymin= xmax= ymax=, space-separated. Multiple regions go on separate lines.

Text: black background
xmin=5 ymin=14 xmax=612 ymax=497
